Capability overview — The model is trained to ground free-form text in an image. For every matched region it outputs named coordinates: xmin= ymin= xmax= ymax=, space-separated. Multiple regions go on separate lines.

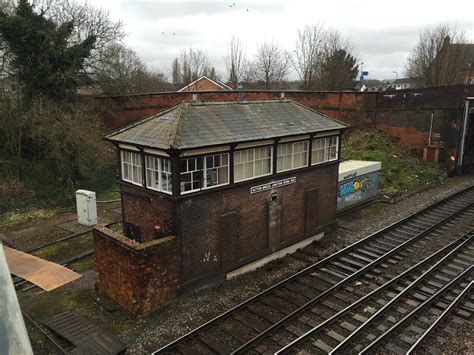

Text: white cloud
xmin=90 ymin=0 xmax=474 ymax=81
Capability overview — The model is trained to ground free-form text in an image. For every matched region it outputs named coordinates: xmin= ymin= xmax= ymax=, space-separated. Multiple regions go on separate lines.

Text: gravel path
xmin=122 ymin=174 xmax=474 ymax=354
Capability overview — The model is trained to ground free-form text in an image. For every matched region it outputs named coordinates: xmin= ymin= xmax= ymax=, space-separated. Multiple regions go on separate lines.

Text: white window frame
xmin=328 ymin=136 xmax=339 ymax=161
xmin=311 ymin=136 xmax=339 ymax=165
xmin=180 ymin=153 xmax=231 ymax=194
xmin=145 ymin=155 xmax=172 ymax=195
xmin=203 ymin=153 xmax=230 ymax=189
xmin=276 ymin=141 xmax=309 ymax=173
xmin=180 ymin=157 xmax=203 ymax=194
xmin=234 ymin=146 xmax=273 ymax=183
xmin=121 ymin=150 xmax=143 ymax=186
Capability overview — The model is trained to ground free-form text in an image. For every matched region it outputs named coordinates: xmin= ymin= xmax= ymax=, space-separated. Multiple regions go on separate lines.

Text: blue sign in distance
xmin=362 ymin=71 xmax=369 ymax=76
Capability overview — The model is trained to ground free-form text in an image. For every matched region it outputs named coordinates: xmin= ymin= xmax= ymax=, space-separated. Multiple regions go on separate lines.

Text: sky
xmin=91 ymin=0 xmax=474 ymax=81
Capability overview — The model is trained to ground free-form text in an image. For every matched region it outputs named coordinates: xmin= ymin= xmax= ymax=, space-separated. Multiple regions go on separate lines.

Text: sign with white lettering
xmin=250 ymin=177 xmax=296 ymax=194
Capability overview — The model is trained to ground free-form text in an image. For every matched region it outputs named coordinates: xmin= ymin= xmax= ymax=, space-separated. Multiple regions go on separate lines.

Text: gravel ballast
xmin=121 ymin=175 xmax=474 ymax=354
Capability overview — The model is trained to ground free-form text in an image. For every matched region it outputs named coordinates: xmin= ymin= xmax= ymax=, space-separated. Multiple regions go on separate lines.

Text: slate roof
xmin=105 ymin=100 xmax=349 ymax=150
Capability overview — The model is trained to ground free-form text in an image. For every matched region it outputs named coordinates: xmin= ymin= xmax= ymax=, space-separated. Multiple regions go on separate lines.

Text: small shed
xmin=337 ymin=160 xmax=382 ymax=211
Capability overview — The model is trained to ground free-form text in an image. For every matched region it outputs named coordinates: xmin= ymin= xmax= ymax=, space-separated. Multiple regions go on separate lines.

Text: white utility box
xmin=75 ymin=190 xmax=97 ymax=226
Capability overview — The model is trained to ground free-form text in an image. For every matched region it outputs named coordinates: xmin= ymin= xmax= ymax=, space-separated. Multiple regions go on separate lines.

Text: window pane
xmin=206 ymin=169 xmax=218 ymax=187
xmin=206 ymin=156 xmax=213 ymax=168
xmin=218 ymin=166 xmax=228 ymax=183
xmin=188 ymin=159 xmax=195 ymax=171
xmin=235 ymin=163 xmax=243 ymax=181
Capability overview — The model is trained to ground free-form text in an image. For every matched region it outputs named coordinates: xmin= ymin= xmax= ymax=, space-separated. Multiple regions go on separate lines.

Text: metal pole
xmin=0 ymin=243 xmax=33 ymax=355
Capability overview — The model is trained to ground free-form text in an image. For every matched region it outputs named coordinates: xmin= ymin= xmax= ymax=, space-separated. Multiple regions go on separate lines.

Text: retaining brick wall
xmin=93 ymin=225 xmax=179 ymax=315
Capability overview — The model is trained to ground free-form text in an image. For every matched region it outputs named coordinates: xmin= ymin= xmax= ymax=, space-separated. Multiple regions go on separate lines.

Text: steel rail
xmin=232 ymin=204 xmax=474 ymax=354
xmin=275 ymin=232 xmax=472 ymax=354
xmin=153 ymin=186 xmax=473 ymax=354
xmin=330 ymin=242 xmax=473 ymax=354
xmin=405 ymin=280 xmax=474 ymax=355
xmin=359 ymin=266 xmax=474 ymax=354
xmin=25 ymin=220 xmax=121 ymax=253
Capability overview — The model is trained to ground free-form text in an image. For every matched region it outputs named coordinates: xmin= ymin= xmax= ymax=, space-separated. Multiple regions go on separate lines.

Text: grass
xmin=32 ymin=234 xmax=93 ymax=263
xmin=0 ymin=208 xmax=64 ymax=231
xmin=341 ymin=129 xmax=445 ymax=196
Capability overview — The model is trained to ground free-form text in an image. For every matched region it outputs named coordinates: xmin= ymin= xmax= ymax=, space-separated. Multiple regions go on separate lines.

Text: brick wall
xmin=97 ymin=85 xmax=474 ymax=168
xmin=115 ymin=164 xmax=338 ymax=292
xmin=93 ymin=225 xmax=179 ymax=315
xmin=120 ymin=183 xmax=175 ymax=242
xmin=176 ymin=163 xmax=338 ymax=291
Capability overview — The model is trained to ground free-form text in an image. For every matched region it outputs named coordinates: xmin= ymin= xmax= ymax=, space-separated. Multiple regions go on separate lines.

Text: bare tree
xmin=171 ymin=47 xmax=215 ymax=86
xmin=224 ymin=35 xmax=246 ymax=88
xmin=405 ymin=24 xmax=469 ymax=87
xmin=293 ymin=24 xmax=325 ymax=90
xmin=171 ymin=58 xmax=181 ymax=85
xmin=252 ymin=40 xmax=291 ymax=89
xmin=95 ymin=44 xmax=167 ymax=95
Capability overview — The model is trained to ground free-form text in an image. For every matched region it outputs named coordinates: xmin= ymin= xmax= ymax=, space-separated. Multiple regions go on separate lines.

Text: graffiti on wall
xmin=338 ymin=175 xmax=373 ymax=198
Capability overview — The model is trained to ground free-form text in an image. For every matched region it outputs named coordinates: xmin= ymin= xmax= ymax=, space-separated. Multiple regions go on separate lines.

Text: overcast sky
xmin=93 ymin=0 xmax=473 ymax=81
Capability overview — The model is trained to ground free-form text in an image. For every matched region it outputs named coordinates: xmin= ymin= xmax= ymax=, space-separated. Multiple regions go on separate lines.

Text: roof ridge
xmin=168 ymin=101 xmax=186 ymax=148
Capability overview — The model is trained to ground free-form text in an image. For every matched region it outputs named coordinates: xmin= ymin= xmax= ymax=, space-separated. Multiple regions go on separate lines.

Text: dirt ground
xmin=5 ymin=173 xmax=474 ymax=354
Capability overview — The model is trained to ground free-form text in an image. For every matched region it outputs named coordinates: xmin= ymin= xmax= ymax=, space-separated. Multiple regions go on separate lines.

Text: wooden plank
xmin=43 ymin=312 xmax=126 ymax=354
xmin=3 ymin=246 xmax=80 ymax=291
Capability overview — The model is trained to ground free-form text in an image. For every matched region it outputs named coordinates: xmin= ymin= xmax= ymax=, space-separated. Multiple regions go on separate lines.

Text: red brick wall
xmin=97 ymin=85 xmax=474 ymax=168
xmin=93 ymin=225 xmax=179 ymax=315
xmin=120 ymin=183 xmax=175 ymax=242
xmin=176 ymin=163 xmax=338 ymax=291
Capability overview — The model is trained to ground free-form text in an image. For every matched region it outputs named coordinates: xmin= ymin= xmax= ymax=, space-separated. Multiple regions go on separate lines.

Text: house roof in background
xmin=177 ymin=76 xmax=233 ymax=92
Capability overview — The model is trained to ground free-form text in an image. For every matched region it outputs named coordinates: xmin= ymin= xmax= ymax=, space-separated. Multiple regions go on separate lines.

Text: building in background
xmin=178 ymin=76 xmax=233 ymax=92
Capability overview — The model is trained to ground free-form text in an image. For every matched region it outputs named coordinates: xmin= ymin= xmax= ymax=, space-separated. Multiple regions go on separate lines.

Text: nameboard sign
xmin=250 ymin=177 xmax=296 ymax=194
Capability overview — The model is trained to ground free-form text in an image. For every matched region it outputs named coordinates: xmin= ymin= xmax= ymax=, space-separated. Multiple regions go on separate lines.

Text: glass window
xmin=180 ymin=157 xmax=202 ymax=193
xmin=311 ymin=136 xmax=339 ymax=165
xmin=277 ymin=141 xmax=308 ymax=172
xmin=145 ymin=155 xmax=172 ymax=194
xmin=234 ymin=146 xmax=272 ymax=182
xmin=121 ymin=150 xmax=143 ymax=186
xmin=205 ymin=153 xmax=229 ymax=188
xmin=180 ymin=153 xmax=230 ymax=193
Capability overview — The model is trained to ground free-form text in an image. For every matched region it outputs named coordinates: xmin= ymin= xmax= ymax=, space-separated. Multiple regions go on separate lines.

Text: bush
xmin=0 ymin=94 xmax=116 ymax=213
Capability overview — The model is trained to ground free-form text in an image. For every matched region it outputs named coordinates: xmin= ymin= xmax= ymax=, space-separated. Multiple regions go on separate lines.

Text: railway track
xmin=406 ymin=280 xmax=473 ymax=355
xmin=277 ymin=232 xmax=473 ymax=354
xmin=10 ymin=220 xmax=121 ymax=292
xmin=154 ymin=186 xmax=474 ymax=354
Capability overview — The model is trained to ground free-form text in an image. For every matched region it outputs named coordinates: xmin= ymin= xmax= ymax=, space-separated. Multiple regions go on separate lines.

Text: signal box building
xmin=94 ymin=98 xmax=348 ymax=314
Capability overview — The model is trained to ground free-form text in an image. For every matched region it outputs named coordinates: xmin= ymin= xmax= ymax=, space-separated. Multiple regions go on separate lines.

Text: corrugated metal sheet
xmin=106 ymin=100 xmax=348 ymax=149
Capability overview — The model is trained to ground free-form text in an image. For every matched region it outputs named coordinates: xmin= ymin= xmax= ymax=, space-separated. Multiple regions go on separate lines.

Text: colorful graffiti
xmin=338 ymin=176 xmax=373 ymax=198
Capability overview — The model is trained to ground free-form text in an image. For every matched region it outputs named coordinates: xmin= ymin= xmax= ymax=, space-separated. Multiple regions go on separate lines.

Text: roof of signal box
xmin=105 ymin=99 xmax=349 ymax=150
